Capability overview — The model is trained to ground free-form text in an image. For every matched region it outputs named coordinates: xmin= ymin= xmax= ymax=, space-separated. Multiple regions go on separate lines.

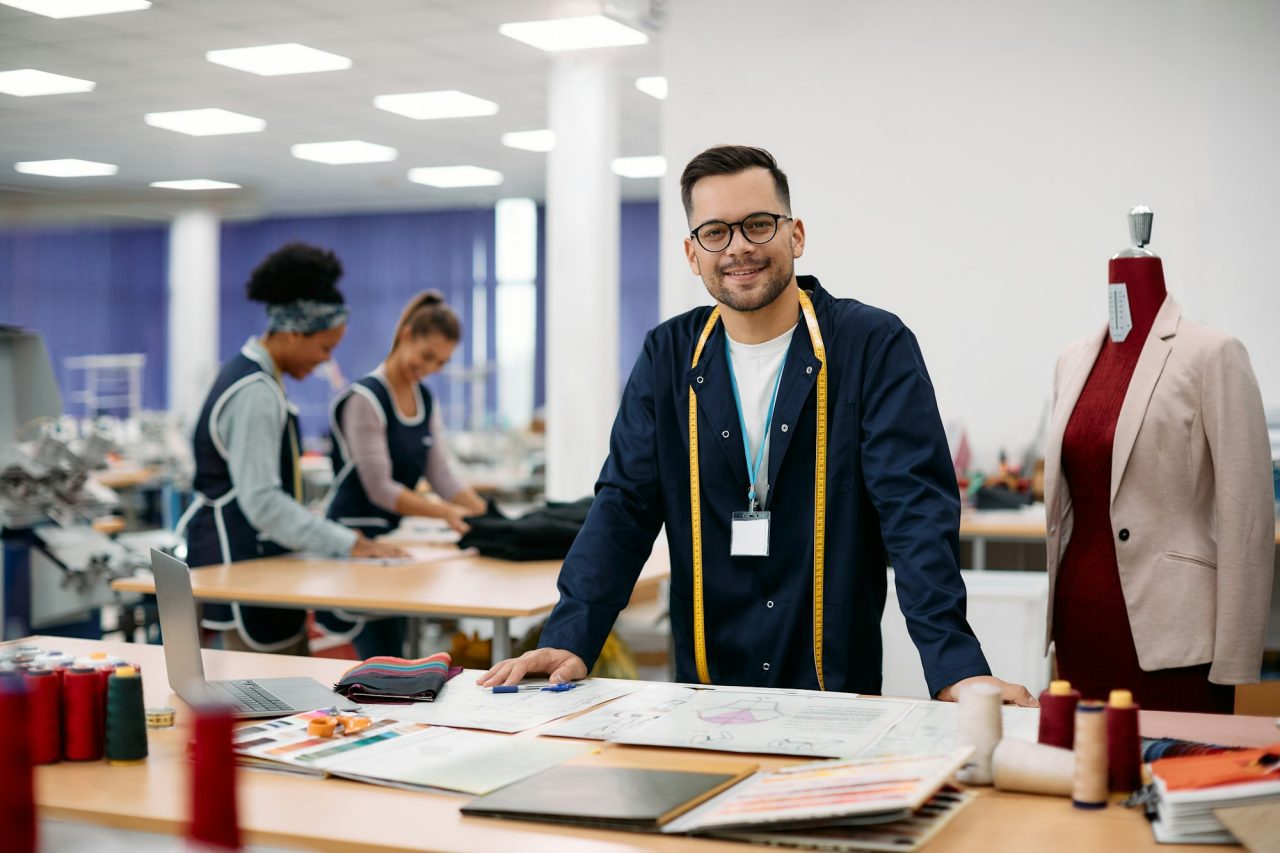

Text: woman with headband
xmin=183 ymin=242 xmax=403 ymax=655
xmin=319 ymin=290 xmax=487 ymax=657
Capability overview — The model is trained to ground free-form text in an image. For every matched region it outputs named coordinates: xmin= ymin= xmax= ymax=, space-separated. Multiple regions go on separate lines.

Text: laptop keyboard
xmin=207 ymin=680 xmax=292 ymax=714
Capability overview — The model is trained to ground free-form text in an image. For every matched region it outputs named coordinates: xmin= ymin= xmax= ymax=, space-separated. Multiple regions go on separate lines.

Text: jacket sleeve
xmin=1202 ymin=336 xmax=1274 ymax=684
xmin=538 ymin=338 xmax=665 ymax=668
xmin=859 ymin=323 xmax=991 ymax=697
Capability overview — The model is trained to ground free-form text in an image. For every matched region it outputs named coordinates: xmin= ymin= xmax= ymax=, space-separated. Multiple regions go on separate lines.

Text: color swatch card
xmin=360 ymin=673 xmax=640 ymax=733
xmin=541 ymin=683 xmax=699 ymax=740
xmin=233 ymin=711 xmax=591 ymax=795
xmin=614 ymin=691 xmax=915 ymax=758
xmin=857 ymin=700 xmax=1040 ymax=759
xmin=706 ymin=786 xmax=976 ymax=851
xmin=662 ymin=749 xmax=973 ymax=835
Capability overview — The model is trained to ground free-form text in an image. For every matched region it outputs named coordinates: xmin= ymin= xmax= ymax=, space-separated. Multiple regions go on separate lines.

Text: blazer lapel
xmin=1111 ymin=295 xmax=1181 ymax=502
xmin=1044 ymin=328 xmax=1105 ymax=522
xmin=685 ymin=326 xmax=750 ymax=494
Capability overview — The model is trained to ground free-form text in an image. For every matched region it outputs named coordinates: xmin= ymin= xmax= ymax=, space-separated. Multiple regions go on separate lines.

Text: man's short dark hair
xmin=680 ymin=145 xmax=791 ymax=220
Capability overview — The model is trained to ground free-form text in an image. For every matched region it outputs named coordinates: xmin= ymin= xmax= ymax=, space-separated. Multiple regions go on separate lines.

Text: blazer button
xmin=1118 ymin=528 xmax=1130 ymax=542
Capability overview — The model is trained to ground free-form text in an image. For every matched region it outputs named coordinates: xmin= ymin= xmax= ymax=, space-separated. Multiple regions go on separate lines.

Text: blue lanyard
xmin=725 ymin=333 xmax=787 ymax=511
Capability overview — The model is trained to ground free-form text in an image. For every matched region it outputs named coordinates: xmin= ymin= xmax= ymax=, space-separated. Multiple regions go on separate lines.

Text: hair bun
xmin=246 ymin=242 xmax=345 ymax=305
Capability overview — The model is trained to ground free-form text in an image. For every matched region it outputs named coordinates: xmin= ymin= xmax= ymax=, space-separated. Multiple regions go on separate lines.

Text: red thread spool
xmin=23 ymin=668 xmax=62 ymax=765
xmin=0 ymin=677 xmax=37 ymax=853
xmin=63 ymin=667 xmax=104 ymax=761
xmin=188 ymin=705 xmax=241 ymax=850
xmin=1037 ymin=679 xmax=1080 ymax=749
xmin=1106 ymin=689 xmax=1142 ymax=792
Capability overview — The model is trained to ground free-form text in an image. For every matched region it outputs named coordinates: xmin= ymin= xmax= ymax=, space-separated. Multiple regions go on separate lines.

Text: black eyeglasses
xmin=690 ymin=212 xmax=793 ymax=253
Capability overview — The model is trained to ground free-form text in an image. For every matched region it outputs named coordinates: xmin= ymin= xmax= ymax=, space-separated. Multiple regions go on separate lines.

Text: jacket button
xmin=780 ymin=424 xmax=788 ymax=432
xmin=762 ymin=662 xmax=771 ymax=672
xmin=696 ymin=376 xmax=704 ymax=384
xmin=766 ymin=600 xmax=775 ymax=609
xmin=721 ymin=430 xmax=730 ymax=439
xmin=806 ymin=366 xmax=813 ymax=375
xmin=1118 ymin=528 xmax=1130 ymax=542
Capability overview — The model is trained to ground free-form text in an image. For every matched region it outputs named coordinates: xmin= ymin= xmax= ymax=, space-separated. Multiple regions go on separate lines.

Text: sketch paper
xmin=614 ymin=691 xmax=915 ymax=758
xmin=360 ymin=673 xmax=640 ymax=733
xmin=233 ymin=712 xmax=590 ymax=794
xmin=857 ymin=701 xmax=1040 ymax=758
xmin=541 ymin=684 xmax=700 ymax=740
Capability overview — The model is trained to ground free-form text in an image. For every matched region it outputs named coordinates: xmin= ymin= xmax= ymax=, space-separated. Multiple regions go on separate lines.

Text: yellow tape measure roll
xmin=688 ymin=290 xmax=828 ymax=689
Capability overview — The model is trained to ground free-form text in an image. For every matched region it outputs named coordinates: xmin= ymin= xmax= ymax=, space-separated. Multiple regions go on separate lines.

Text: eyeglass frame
xmin=688 ymin=211 xmax=795 ymax=253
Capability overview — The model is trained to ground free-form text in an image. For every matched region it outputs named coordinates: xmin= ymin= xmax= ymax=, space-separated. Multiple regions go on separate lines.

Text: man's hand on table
xmin=937 ymin=675 xmax=1038 ymax=707
xmin=476 ymin=648 xmax=588 ymax=687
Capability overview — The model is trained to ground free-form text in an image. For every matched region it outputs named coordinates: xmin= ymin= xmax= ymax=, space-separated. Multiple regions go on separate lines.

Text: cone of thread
xmin=23 ymin=668 xmax=62 ymax=765
xmin=1106 ymin=689 xmax=1142 ymax=792
xmin=188 ymin=705 xmax=241 ymax=850
xmin=1037 ymin=680 xmax=1079 ymax=749
xmin=105 ymin=666 xmax=148 ymax=764
xmin=1072 ymin=701 xmax=1109 ymax=809
xmin=0 ymin=676 xmax=37 ymax=853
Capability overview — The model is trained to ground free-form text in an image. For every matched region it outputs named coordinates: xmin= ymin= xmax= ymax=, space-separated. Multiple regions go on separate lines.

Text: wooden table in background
xmin=19 ymin=636 xmax=1279 ymax=853
xmin=113 ymin=545 xmax=670 ymax=661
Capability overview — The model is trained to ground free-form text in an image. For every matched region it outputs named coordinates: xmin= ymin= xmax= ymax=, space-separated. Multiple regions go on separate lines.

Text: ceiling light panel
xmin=15 ymin=158 xmax=117 ymax=177
xmin=408 ymin=166 xmax=504 ymax=188
xmin=291 ymin=141 xmax=397 ymax=165
xmin=144 ymin=108 xmax=266 ymax=136
xmin=501 ymin=130 xmax=555 ymax=152
xmin=206 ymin=43 xmax=352 ymax=76
xmin=0 ymin=0 xmax=150 ymax=19
xmin=150 ymin=179 xmax=241 ymax=191
xmin=498 ymin=15 xmax=648 ymax=52
xmin=635 ymin=76 xmax=667 ymax=100
xmin=0 ymin=69 xmax=96 ymax=97
xmin=374 ymin=90 xmax=498 ymax=121
xmin=611 ymin=155 xmax=666 ymax=178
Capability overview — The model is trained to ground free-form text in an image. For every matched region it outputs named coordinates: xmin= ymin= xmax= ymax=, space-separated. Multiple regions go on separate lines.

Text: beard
xmin=703 ymin=255 xmax=793 ymax=313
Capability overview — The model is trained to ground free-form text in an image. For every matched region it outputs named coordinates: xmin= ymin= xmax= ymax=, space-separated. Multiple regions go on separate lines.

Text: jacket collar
xmin=1044 ymin=294 xmax=1182 ymax=518
xmin=684 ymin=276 xmax=829 ymax=506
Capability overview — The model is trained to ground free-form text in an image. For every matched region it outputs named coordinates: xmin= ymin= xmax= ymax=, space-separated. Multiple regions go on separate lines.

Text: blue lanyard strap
xmin=725 ymin=333 xmax=787 ymax=510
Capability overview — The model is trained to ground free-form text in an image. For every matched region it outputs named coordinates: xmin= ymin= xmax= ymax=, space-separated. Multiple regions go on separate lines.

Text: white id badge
xmin=731 ymin=511 xmax=771 ymax=557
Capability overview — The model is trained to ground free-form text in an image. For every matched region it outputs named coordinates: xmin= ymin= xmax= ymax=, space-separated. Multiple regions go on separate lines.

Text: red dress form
xmin=1052 ymin=257 xmax=1234 ymax=714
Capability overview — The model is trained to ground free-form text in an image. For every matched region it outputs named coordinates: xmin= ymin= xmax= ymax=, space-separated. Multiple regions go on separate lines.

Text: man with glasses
xmin=480 ymin=145 xmax=1034 ymax=706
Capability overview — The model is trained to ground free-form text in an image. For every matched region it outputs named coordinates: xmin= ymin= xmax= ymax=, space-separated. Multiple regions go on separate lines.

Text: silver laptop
xmin=151 ymin=549 xmax=358 ymax=719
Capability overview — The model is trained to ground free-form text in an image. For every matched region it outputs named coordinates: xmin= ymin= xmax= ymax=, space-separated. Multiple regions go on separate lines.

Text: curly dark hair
xmin=245 ymin=242 xmax=345 ymax=305
xmin=680 ymin=145 xmax=791 ymax=219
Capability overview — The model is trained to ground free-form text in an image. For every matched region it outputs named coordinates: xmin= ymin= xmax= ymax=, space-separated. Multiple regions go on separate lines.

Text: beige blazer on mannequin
xmin=1044 ymin=295 xmax=1274 ymax=684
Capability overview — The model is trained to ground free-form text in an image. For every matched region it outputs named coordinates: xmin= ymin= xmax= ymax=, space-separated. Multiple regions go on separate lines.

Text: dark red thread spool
xmin=23 ymin=668 xmax=62 ymax=765
xmin=63 ymin=666 xmax=104 ymax=761
xmin=1037 ymin=679 xmax=1080 ymax=750
xmin=188 ymin=705 xmax=241 ymax=850
xmin=0 ymin=676 xmax=37 ymax=853
xmin=1106 ymin=689 xmax=1142 ymax=792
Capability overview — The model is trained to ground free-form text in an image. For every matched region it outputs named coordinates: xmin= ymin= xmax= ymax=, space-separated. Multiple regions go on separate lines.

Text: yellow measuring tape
xmin=688 ymin=289 xmax=828 ymax=689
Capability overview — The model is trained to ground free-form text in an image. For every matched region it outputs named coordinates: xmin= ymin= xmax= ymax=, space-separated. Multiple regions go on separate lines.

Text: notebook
xmin=461 ymin=756 xmax=757 ymax=831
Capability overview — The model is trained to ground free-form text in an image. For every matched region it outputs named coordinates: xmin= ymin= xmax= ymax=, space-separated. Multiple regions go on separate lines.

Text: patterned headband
xmin=266 ymin=299 xmax=349 ymax=334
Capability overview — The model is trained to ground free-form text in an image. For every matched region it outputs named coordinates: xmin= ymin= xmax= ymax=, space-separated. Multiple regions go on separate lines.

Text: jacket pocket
xmin=829 ymin=402 xmax=859 ymax=493
xmin=1128 ymin=552 xmax=1216 ymax=670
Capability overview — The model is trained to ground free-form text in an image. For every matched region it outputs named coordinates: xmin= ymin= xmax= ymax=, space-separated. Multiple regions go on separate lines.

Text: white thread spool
xmin=1072 ymin=700 xmax=1109 ymax=809
xmin=955 ymin=683 xmax=1002 ymax=785
xmin=992 ymin=738 xmax=1075 ymax=796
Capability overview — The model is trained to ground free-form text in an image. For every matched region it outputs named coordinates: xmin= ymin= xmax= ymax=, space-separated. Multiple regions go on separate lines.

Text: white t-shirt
xmin=726 ymin=323 xmax=796 ymax=508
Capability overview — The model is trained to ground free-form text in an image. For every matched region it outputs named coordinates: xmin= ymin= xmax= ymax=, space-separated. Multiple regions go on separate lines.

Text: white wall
xmin=660 ymin=0 xmax=1280 ymax=467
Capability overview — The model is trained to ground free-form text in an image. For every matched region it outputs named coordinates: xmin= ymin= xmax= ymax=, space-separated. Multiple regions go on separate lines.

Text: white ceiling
xmin=0 ymin=0 xmax=664 ymax=223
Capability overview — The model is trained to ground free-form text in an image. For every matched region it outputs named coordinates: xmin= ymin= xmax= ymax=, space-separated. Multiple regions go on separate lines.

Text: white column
xmin=167 ymin=209 xmax=220 ymax=429
xmin=545 ymin=55 xmax=620 ymax=501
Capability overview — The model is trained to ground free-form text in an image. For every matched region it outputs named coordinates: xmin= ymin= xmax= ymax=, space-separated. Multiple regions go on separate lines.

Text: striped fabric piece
xmin=334 ymin=652 xmax=462 ymax=703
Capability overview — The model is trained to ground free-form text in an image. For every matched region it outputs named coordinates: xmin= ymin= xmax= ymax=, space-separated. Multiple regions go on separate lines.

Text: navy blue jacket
xmin=539 ymin=277 xmax=990 ymax=697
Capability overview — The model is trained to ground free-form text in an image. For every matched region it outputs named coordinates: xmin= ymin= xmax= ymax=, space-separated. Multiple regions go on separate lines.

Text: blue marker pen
xmin=491 ymin=683 xmax=579 ymax=694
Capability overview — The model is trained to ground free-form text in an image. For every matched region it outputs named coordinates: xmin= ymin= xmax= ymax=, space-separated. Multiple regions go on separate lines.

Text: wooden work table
xmin=112 ymin=546 xmax=671 ymax=662
xmin=19 ymin=636 xmax=1279 ymax=853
